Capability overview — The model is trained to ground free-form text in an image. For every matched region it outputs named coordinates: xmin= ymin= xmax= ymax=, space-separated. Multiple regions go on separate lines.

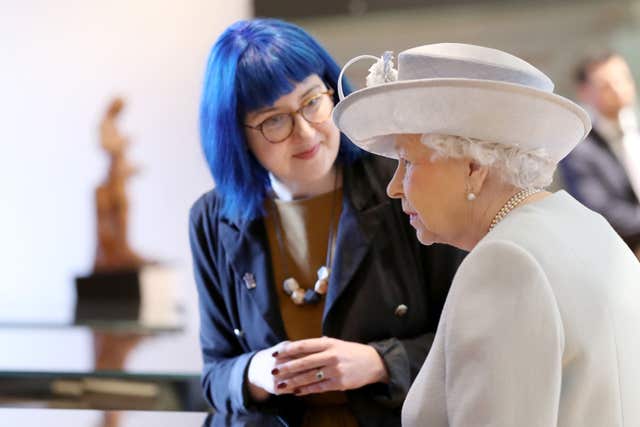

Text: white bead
xmin=291 ymin=288 xmax=305 ymax=305
xmin=314 ymin=278 xmax=329 ymax=295
xmin=316 ymin=266 xmax=330 ymax=280
xmin=283 ymin=278 xmax=300 ymax=295
xmin=466 ymin=192 xmax=476 ymax=201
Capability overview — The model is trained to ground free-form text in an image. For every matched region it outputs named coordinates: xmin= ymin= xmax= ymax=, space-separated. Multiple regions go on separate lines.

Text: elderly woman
xmin=191 ymin=20 xmax=463 ymax=426
xmin=334 ymin=44 xmax=640 ymax=426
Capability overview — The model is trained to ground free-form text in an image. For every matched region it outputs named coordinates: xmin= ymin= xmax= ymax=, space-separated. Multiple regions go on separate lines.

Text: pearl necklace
xmin=489 ymin=188 xmax=541 ymax=231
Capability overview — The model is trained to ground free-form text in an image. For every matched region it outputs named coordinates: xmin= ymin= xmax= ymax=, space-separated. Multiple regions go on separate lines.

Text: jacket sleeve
xmin=367 ymin=333 xmax=435 ymax=408
xmin=563 ymin=147 xmax=640 ymax=240
xmin=443 ymin=240 xmax=563 ymax=426
xmin=368 ymin=244 xmax=465 ymax=408
xmin=189 ymin=201 xmax=257 ymax=414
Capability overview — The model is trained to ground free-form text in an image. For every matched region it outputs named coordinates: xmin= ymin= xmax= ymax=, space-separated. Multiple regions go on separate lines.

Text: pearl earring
xmin=466 ymin=192 xmax=476 ymax=201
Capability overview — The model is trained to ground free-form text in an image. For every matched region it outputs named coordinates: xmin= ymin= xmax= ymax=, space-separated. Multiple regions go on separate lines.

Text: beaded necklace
xmin=489 ymin=188 xmax=541 ymax=231
xmin=270 ymin=171 xmax=340 ymax=305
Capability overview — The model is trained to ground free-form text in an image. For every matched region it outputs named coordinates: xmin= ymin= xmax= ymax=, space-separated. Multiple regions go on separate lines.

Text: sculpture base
xmin=75 ymin=265 xmax=179 ymax=327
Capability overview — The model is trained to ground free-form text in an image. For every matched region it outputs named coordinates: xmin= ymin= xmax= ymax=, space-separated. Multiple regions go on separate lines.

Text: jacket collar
xmin=590 ymin=127 xmax=618 ymax=160
xmin=322 ymin=158 xmax=389 ymax=322
xmin=218 ymin=216 xmax=288 ymax=342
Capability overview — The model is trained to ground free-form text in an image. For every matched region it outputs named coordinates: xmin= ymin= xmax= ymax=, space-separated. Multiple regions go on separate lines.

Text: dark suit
xmin=189 ymin=155 xmax=465 ymax=426
xmin=561 ymin=128 xmax=640 ymax=249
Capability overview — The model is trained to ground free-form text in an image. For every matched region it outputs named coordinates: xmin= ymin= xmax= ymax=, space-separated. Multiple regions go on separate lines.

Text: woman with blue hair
xmin=189 ymin=19 xmax=463 ymax=426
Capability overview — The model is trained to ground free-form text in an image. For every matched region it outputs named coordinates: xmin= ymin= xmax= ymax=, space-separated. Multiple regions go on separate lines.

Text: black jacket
xmin=561 ymin=128 xmax=640 ymax=249
xmin=189 ymin=155 xmax=465 ymax=426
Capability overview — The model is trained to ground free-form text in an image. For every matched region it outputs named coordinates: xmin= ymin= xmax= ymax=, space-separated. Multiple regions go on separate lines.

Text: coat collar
xmin=322 ymin=158 xmax=389 ymax=322
xmin=218 ymin=216 xmax=288 ymax=342
xmin=590 ymin=127 xmax=619 ymax=161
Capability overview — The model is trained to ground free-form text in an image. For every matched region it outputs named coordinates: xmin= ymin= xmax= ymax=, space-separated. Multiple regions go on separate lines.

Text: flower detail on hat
xmin=365 ymin=51 xmax=398 ymax=87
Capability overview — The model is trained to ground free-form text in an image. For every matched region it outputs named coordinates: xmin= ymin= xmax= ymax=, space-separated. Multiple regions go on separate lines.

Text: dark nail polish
xmin=272 ymin=351 xmax=279 ymax=357
xmin=277 ymin=382 xmax=287 ymax=389
xmin=271 ymin=368 xmax=279 ymax=375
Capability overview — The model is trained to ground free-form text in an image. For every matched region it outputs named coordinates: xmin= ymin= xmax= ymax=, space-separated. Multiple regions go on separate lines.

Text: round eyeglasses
xmin=244 ymin=89 xmax=335 ymax=143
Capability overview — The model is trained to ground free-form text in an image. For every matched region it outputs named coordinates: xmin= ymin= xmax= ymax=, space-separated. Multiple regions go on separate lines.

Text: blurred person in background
xmin=561 ymin=51 xmax=640 ymax=255
xmin=189 ymin=18 xmax=464 ymax=426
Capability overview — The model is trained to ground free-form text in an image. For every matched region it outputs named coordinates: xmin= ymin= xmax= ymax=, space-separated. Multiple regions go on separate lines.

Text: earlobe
xmin=466 ymin=159 xmax=489 ymax=195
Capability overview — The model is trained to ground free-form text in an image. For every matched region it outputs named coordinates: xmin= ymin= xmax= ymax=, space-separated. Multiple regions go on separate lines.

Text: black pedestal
xmin=75 ymin=270 xmax=142 ymax=322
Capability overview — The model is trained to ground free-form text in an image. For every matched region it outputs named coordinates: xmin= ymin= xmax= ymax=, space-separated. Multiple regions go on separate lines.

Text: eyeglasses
xmin=244 ymin=89 xmax=335 ymax=143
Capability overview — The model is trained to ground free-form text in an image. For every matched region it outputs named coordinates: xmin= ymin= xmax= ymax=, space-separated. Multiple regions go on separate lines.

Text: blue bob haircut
xmin=199 ymin=18 xmax=363 ymax=222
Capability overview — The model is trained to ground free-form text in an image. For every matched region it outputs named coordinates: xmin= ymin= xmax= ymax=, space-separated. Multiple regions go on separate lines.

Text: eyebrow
xmin=248 ymin=84 xmax=324 ymax=118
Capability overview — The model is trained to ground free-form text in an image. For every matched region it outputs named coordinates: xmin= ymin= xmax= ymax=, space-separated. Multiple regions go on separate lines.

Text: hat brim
xmin=332 ymin=78 xmax=591 ymax=162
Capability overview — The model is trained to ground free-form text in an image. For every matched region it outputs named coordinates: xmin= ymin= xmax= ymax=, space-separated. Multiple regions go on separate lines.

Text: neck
xmin=270 ymin=166 xmax=340 ymax=201
xmin=458 ymin=185 xmax=514 ymax=251
xmin=457 ymin=178 xmax=524 ymax=250
xmin=601 ymin=111 xmax=621 ymax=122
xmin=597 ymin=107 xmax=633 ymax=126
xmin=459 ymin=184 xmax=549 ymax=251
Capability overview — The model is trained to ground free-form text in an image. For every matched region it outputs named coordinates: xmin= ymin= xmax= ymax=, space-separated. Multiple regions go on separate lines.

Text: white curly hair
xmin=420 ymin=134 xmax=555 ymax=189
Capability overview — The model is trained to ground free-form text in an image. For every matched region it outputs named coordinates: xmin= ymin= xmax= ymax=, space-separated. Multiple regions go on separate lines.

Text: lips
xmin=293 ymin=144 xmax=320 ymax=159
xmin=403 ymin=210 xmax=419 ymax=225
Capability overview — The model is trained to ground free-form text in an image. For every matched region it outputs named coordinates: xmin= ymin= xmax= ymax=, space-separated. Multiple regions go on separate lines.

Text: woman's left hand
xmin=272 ymin=337 xmax=389 ymax=396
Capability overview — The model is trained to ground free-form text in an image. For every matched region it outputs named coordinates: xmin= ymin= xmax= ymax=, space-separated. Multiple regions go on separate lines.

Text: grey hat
xmin=332 ymin=43 xmax=591 ymax=163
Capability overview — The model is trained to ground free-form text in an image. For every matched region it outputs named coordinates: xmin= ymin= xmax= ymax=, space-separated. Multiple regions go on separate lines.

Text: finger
xmin=294 ymin=378 xmax=339 ymax=396
xmin=272 ymin=379 xmax=295 ymax=395
xmin=273 ymin=351 xmax=335 ymax=379
xmin=272 ymin=351 xmax=324 ymax=377
xmin=270 ymin=341 xmax=291 ymax=357
xmin=273 ymin=351 xmax=316 ymax=365
xmin=270 ymin=366 xmax=308 ymax=395
xmin=271 ymin=355 xmax=295 ymax=366
xmin=273 ymin=367 xmax=332 ymax=393
xmin=276 ymin=365 xmax=335 ymax=391
xmin=277 ymin=337 xmax=333 ymax=358
xmin=269 ymin=359 xmax=305 ymax=380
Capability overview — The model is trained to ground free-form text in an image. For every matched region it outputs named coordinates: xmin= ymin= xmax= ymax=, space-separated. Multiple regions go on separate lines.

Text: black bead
xmin=303 ymin=289 xmax=321 ymax=305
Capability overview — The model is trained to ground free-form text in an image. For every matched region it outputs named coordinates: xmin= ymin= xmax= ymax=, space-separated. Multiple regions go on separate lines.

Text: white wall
xmin=0 ymin=0 xmax=250 ymax=372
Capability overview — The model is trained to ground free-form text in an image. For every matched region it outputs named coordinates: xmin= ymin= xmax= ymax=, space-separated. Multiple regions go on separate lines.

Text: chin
xmin=297 ymin=162 xmax=333 ymax=183
xmin=302 ymin=153 xmax=337 ymax=178
xmin=416 ymin=228 xmax=439 ymax=246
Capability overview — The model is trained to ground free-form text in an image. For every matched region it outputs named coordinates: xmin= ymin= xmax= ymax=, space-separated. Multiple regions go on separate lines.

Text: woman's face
xmin=244 ymin=74 xmax=340 ymax=187
xmin=387 ymin=134 xmax=468 ymax=246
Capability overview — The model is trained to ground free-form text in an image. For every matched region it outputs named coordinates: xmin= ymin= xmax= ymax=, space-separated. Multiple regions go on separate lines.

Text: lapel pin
xmin=243 ymin=272 xmax=257 ymax=290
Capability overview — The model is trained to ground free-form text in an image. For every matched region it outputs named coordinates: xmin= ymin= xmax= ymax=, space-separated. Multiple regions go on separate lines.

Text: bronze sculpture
xmin=93 ymin=97 xmax=146 ymax=272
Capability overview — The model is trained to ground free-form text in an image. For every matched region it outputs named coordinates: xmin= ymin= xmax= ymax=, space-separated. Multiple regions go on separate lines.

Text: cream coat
xmin=402 ymin=191 xmax=640 ymax=426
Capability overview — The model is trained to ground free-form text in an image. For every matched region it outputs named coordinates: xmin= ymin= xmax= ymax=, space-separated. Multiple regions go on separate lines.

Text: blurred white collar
xmin=269 ymin=173 xmax=295 ymax=201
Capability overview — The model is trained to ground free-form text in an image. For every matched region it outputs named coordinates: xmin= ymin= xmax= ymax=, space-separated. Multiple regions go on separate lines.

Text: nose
xmin=291 ymin=112 xmax=315 ymax=141
xmin=387 ymin=160 xmax=404 ymax=199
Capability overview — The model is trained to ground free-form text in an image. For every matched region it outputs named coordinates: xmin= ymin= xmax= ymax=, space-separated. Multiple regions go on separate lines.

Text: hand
xmin=272 ymin=337 xmax=389 ymax=396
xmin=246 ymin=341 xmax=291 ymax=402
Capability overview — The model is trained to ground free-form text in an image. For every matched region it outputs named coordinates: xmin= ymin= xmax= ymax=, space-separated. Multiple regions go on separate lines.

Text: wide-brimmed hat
xmin=332 ymin=43 xmax=591 ymax=162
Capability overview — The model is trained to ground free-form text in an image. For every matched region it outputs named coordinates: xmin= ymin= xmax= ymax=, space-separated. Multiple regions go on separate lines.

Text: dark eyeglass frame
xmin=244 ymin=89 xmax=335 ymax=143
